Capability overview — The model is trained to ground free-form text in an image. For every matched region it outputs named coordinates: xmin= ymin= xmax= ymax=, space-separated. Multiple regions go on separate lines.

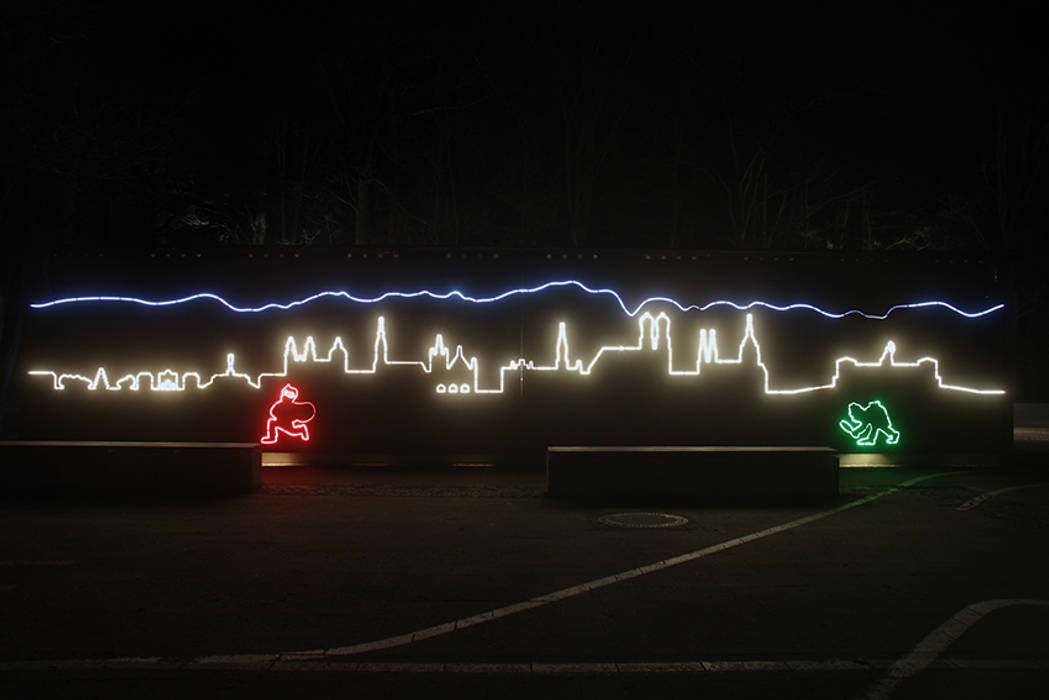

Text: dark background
xmin=1 ymin=4 xmax=1046 ymax=251
xmin=0 ymin=3 xmax=1045 ymax=421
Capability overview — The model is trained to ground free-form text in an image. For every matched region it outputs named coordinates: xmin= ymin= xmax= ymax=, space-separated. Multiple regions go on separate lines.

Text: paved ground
xmin=2 ymin=459 xmax=1048 ymax=698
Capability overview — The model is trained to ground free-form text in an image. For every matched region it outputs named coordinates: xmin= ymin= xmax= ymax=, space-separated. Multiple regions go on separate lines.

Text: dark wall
xmin=9 ymin=249 xmax=1012 ymax=455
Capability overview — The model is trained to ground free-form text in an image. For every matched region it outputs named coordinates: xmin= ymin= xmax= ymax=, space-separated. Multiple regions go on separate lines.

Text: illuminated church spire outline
xmin=27 ymin=312 xmax=1006 ymax=397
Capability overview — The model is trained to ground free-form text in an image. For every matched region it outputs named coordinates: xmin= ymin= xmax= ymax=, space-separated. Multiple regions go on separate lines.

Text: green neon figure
xmin=838 ymin=399 xmax=901 ymax=447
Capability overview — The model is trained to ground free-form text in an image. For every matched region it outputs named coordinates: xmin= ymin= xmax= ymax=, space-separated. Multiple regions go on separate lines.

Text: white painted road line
xmin=956 ymin=483 xmax=1049 ymax=511
xmin=854 ymin=598 xmax=1049 ymax=700
xmin=315 ymin=471 xmax=962 ymax=659
xmin=3 ymin=657 xmax=1049 ymax=673
xmin=0 ymin=471 xmax=964 ymax=672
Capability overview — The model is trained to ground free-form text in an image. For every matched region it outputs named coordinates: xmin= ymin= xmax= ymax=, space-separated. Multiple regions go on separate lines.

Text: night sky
xmin=1 ymin=3 xmax=1045 ymax=251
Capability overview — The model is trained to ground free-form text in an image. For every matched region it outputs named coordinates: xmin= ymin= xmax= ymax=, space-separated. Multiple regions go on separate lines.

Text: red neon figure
xmin=260 ymin=383 xmax=316 ymax=445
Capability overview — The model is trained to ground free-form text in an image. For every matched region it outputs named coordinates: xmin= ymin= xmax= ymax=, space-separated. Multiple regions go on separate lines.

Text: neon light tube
xmin=839 ymin=400 xmax=901 ymax=446
xmin=260 ymin=383 xmax=316 ymax=445
xmin=27 ymin=313 xmax=1006 ymax=396
xmin=28 ymin=280 xmax=1005 ymax=320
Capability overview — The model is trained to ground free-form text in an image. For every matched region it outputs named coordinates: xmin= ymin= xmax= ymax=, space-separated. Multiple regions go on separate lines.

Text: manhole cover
xmin=598 ymin=512 xmax=689 ymax=529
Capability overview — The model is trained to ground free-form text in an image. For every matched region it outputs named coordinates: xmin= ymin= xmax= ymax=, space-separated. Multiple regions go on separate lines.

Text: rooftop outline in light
xmin=27 ymin=312 xmax=1007 ymax=396
xmin=29 ymin=280 xmax=1005 ymax=320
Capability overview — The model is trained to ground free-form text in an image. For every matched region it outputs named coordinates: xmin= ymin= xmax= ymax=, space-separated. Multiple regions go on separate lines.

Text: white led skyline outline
xmin=27 ymin=313 xmax=1006 ymax=396
xmin=29 ymin=280 xmax=1005 ymax=320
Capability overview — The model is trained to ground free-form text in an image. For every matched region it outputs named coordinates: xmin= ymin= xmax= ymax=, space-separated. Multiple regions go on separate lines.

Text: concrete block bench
xmin=0 ymin=441 xmax=261 ymax=495
xmin=547 ymin=446 xmax=838 ymax=505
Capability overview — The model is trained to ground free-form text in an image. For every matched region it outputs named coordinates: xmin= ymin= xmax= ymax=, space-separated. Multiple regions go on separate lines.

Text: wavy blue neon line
xmin=28 ymin=280 xmax=1005 ymax=320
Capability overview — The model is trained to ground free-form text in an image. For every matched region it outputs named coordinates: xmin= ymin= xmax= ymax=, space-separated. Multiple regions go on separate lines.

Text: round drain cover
xmin=598 ymin=512 xmax=689 ymax=529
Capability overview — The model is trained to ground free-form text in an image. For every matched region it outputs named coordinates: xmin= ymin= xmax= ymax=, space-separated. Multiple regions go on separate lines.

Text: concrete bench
xmin=547 ymin=446 xmax=838 ymax=505
xmin=0 ymin=441 xmax=261 ymax=495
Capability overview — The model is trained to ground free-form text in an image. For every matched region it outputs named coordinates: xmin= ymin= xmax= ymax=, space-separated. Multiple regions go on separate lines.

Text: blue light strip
xmin=29 ymin=280 xmax=1005 ymax=319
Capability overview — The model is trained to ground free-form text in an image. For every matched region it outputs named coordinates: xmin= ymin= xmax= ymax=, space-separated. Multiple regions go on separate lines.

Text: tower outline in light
xmin=28 ymin=313 xmax=1007 ymax=397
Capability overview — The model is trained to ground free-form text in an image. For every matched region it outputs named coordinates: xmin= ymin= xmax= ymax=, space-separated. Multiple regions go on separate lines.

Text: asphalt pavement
xmin=2 ymin=455 xmax=1048 ymax=699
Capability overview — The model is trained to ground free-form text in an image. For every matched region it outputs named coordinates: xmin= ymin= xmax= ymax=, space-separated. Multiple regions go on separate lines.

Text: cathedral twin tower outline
xmin=28 ymin=311 xmax=1006 ymax=398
